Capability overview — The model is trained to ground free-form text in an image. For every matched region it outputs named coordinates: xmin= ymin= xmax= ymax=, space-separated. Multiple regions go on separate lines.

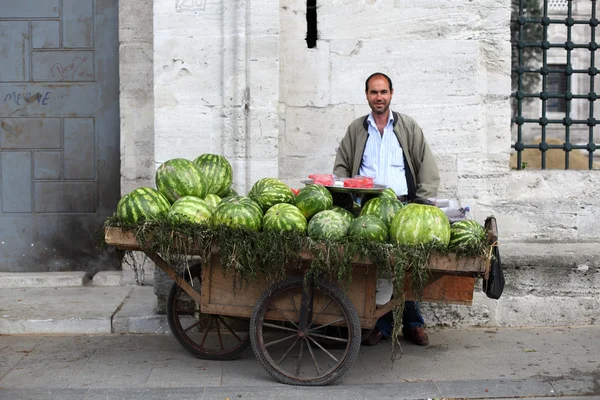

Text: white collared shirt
xmin=358 ymin=109 xmax=408 ymax=196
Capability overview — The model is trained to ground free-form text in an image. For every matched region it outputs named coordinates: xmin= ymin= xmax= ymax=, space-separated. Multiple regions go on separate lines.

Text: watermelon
xmin=212 ymin=197 xmax=263 ymax=231
xmin=263 ymin=203 xmax=307 ymax=233
xmin=248 ymin=178 xmax=295 ymax=212
xmin=168 ymin=196 xmax=213 ymax=225
xmin=331 ymin=206 xmax=355 ymax=225
xmin=360 ymin=197 xmax=403 ymax=228
xmin=294 ymin=184 xmax=333 ymax=220
xmin=221 ymin=195 xmax=263 ymax=216
xmin=204 ymin=194 xmax=222 ymax=210
xmin=449 ymin=219 xmax=486 ymax=248
xmin=155 ymin=158 xmax=206 ymax=204
xmin=347 ymin=215 xmax=388 ymax=243
xmin=117 ymin=187 xmax=170 ymax=224
xmin=193 ymin=154 xmax=233 ymax=197
xmin=380 ymin=188 xmax=397 ymax=200
xmin=389 ymin=204 xmax=451 ymax=246
xmin=223 ymin=187 xmax=238 ymax=198
xmin=307 ymin=210 xmax=350 ymax=241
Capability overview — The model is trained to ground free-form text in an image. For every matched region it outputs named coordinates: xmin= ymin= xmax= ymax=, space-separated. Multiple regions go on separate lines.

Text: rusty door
xmin=0 ymin=0 xmax=120 ymax=272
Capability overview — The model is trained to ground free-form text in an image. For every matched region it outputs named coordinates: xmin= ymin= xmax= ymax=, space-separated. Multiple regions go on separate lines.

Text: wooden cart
xmin=104 ymin=217 xmax=497 ymax=386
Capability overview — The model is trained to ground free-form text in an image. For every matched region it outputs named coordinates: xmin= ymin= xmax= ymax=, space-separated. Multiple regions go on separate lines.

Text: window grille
xmin=511 ymin=0 xmax=598 ymax=170
xmin=547 ymin=63 xmax=568 ymax=112
xmin=548 ymin=0 xmax=568 ymax=10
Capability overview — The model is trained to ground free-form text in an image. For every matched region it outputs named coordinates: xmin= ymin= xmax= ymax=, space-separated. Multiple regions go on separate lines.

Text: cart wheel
xmin=249 ymin=276 xmax=361 ymax=386
xmin=167 ymin=263 xmax=251 ymax=360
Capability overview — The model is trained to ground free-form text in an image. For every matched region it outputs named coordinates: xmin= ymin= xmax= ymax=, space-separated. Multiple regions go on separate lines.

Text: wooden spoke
xmin=308 ymin=318 xmax=346 ymax=333
xmin=216 ymin=316 xmax=242 ymax=342
xmin=183 ymin=319 xmax=203 ymax=333
xmin=307 ymin=335 xmax=339 ymax=363
xmin=277 ymin=337 xmax=299 ymax=365
xmin=215 ymin=317 xmax=224 ymax=351
xmin=262 ymin=322 xmax=299 ymax=333
xmin=309 ymin=332 xmax=348 ymax=343
xmin=308 ymin=298 xmax=333 ymax=329
xmin=265 ymin=334 xmax=298 ymax=348
xmin=199 ymin=317 xmax=214 ymax=348
xmin=295 ymin=339 xmax=305 ymax=376
xmin=304 ymin=338 xmax=321 ymax=375
xmin=269 ymin=303 xmax=299 ymax=329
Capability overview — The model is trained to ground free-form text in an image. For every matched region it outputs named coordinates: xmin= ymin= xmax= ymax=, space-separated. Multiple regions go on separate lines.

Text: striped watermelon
xmin=347 ymin=215 xmax=388 ymax=243
xmin=193 ymin=154 xmax=233 ymax=197
xmin=331 ymin=206 xmax=355 ymax=225
xmin=221 ymin=195 xmax=263 ymax=216
xmin=294 ymin=184 xmax=333 ymax=220
xmin=263 ymin=203 xmax=307 ymax=234
xmin=380 ymin=188 xmax=397 ymax=200
xmin=168 ymin=196 xmax=213 ymax=225
xmin=212 ymin=197 xmax=263 ymax=231
xmin=117 ymin=187 xmax=170 ymax=224
xmin=307 ymin=210 xmax=349 ymax=241
xmin=248 ymin=178 xmax=295 ymax=212
xmin=204 ymin=194 xmax=222 ymax=210
xmin=389 ymin=204 xmax=451 ymax=246
xmin=222 ymin=187 xmax=238 ymax=198
xmin=360 ymin=197 xmax=403 ymax=228
xmin=449 ymin=219 xmax=486 ymax=248
xmin=156 ymin=158 xmax=206 ymax=204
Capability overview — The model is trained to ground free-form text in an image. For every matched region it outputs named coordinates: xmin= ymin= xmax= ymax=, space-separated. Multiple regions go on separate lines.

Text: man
xmin=333 ymin=72 xmax=440 ymax=346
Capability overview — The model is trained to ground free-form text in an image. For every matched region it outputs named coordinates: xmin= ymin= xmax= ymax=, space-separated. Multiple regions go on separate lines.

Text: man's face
xmin=366 ymin=76 xmax=393 ymax=115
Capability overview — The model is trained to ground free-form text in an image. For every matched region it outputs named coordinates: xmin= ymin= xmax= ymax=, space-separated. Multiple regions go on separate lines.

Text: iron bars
xmin=512 ymin=0 xmax=598 ymax=169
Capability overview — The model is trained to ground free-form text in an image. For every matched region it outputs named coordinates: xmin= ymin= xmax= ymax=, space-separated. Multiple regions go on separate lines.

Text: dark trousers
xmin=375 ymin=301 xmax=424 ymax=338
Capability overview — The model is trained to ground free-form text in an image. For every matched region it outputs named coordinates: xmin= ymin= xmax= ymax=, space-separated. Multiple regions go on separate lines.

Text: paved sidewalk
xmin=1 ymin=326 xmax=599 ymax=399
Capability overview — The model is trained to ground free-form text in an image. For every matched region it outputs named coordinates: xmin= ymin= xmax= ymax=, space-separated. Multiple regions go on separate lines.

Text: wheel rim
xmin=255 ymin=284 xmax=354 ymax=382
xmin=170 ymin=265 xmax=250 ymax=356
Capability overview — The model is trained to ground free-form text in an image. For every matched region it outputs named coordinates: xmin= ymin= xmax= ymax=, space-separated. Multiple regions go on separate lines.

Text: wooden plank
xmin=104 ymin=227 xmax=489 ymax=275
xmin=200 ymin=256 xmax=378 ymax=329
xmin=104 ymin=227 xmax=139 ymax=250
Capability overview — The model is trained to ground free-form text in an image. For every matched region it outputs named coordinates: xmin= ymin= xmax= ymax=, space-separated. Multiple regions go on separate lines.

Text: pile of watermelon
xmin=115 ymin=154 xmax=486 ymax=249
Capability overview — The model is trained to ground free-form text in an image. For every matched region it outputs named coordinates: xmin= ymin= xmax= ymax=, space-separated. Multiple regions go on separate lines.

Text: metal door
xmin=0 ymin=0 xmax=120 ymax=272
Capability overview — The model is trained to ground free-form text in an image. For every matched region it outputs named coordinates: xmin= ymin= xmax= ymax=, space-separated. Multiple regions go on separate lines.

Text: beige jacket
xmin=333 ymin=112 xmax=440 ymax=200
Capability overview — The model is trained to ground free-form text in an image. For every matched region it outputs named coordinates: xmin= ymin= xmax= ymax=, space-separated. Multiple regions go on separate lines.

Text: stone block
xmin=119 ymin=0 xmax=153 ymax=43
xmin=0 ymin=272 xmax=86 ymax=288
xmin=154 ymin=106 xmax=213 ymax=163
xmin=118 ymin=43 xmax=154 ymax=103
xmin=435 ymin=154 xmax=458 ymax=197
xmin=0 ymin=22 xmax=29 ymax=81
xmin=578 ymin=204 xmax=600 ymax=239
xmin=281 ymin=40 xmax=331 ymax=107
xmin=281 ymin=105 xmax=354 ymax=158
xmin=32 ymin=21 xmax=60 ymax=49
xmin=323 ymin=1 xmax=481 ymax=41
xmin=32 ymin=51 xmax=94 ymax=82
xmin=34 ymin=182 xmax=96 ymax=213
xmin=34 ymin=151 xmax=62 ymax=180
xmin=62 ymin=0 xmax=93 ymax=48
xmin=494 ymin=295 xmax=600 ymax=326
xmin=485 ymin=199 xmax=579 ymax=242
xmin=91 ymin=271 xmax=123 ymax=286
xmin=1 ymin=152 xmax=32 ymax=213
xmin=331 ymin=40 xmax=479 ymax=105
xmin=280 ymin=0 xmax=305 ymax=41
xmin=457 ymin=155 xmax=510 ymax=198
xmin=1 ymin=0 xmax=59 ymax=18
xmin=64 ymin=118 xmax=95 ymax=180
